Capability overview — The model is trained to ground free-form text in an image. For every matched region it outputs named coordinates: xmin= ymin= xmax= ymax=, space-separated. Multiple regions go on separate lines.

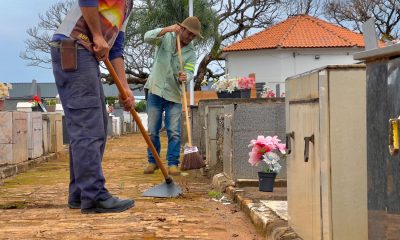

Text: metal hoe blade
xmin=142 ymin=181 xmax=182 ymax=198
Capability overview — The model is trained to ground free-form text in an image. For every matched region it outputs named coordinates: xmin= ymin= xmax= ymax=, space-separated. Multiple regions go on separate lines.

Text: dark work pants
xmin=51 ymin=46 xmax=111 ymax=209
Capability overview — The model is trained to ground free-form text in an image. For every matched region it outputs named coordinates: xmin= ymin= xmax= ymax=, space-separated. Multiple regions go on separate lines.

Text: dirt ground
xmin=0 ymin=133 xmax=263 ymax=240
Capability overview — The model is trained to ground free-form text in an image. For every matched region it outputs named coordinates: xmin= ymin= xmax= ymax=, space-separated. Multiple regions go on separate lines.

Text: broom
xmin=176 ymin=35 xmax=205 ymax=171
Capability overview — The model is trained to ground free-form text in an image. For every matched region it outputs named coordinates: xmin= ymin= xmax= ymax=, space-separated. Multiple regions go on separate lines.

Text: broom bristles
xmin=181 ymin=146 xmax=205 ymax=171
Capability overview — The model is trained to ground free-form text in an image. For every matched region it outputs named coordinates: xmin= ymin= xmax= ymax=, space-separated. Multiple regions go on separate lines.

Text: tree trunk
xmin=195 ymin=53 xmax=213 ymax=90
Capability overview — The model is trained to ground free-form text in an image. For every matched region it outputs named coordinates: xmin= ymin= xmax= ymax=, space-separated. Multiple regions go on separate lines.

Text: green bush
xmin=105 ymin=96 xmax=118 ymax=106
xmin=135 ymin=100 xmax=147 ymax=112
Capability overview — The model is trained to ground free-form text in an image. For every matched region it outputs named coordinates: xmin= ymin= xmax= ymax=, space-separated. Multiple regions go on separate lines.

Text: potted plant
xmin=248 ymin=135 xmax=286 ymax=192
xmin=211 ymin=74 xmax=255 ymax=99
xmin=45 ymin=99 xmax=57 ymax=112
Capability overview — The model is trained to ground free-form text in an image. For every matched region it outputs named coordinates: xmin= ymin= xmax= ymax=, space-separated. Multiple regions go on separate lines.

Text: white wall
xmin=225 ymin=48 xmax=363 ymax=95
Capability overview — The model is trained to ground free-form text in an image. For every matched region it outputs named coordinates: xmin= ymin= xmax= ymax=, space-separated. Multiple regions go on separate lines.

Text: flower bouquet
xmin=30 ymin=95 xmax=42 ymax=111
xmin=260 ymin=83 xmax=285 ymax=98
xmin=211 ymin=74 xmax=255 ymax=98
xmin=248 ymin=135 xmax=286 ymax=191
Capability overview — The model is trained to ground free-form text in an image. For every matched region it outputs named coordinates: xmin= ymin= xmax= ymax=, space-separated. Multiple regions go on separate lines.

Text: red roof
xmin=223 ymin=15 xmax=369 ymax=52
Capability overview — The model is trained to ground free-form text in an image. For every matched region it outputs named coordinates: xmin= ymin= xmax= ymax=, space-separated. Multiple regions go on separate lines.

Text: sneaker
xmin=143 ymin=163 xmax=159 ymax=174
xmin=81 ymin=196 xmax=134 ymax=214
xmin=168 ymin=165 xmax=181 ymax=176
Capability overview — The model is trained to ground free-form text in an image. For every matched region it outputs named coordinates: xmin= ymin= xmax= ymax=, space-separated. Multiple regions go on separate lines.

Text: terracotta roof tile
xmin=223 ymin=15 xmax=372 ymax=52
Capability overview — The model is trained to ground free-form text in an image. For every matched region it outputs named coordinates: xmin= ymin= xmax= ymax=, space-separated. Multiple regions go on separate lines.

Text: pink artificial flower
xmin=238 ymin=77 xmax=256 ymax=89
xmin=262 ymin=89 xmax=276 ymax=98
xmin=277 ymin=143 xmax=286 ymax=154
xmin=248 ymin=135 xmax=286 ymax=165
xmin=249 ymin=135 xmax=266 ymax=147
xmin=248 ymin=149 xmax=263 ymax=166
xmin=248 ymin=136 xmax=275 ymax=165
xmin=270 ymin=136 xmax=281 ymax=145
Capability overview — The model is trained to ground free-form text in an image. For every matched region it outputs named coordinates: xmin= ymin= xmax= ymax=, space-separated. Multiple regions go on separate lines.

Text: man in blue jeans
xmin=143 ymin=17 xmax=202 ymax=175
xmin=50 ymin=0 xmax=135 ymax=214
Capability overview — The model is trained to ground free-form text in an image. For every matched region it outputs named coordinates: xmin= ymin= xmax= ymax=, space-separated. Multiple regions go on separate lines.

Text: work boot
xmin=67 ymin=200 xmax=81 ymax=209
xmin=168 ymin=165 xmax=181 ymax=176
xmin=81 ymin=196 xmax=134 ymax=214
xmin=143 ymin=163 xmax=159 ymax=174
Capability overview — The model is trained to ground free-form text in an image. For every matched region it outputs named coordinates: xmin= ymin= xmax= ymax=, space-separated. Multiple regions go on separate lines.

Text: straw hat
xmin=178 ymin=16 xmax=203 ymax=38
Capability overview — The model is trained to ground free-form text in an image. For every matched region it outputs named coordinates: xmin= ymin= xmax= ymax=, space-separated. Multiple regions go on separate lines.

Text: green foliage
xmin=207 ymin=190 xmax=222 ymax=199
xmin=45 ymin=99 xmax=57 ymax=106
xmin=135 ymin=100 xmax=147 ymax=112
xmin=105 ymin=96 xmax=118 ymax=106
xmin=126 ymin=0 xmax=218 ymax=46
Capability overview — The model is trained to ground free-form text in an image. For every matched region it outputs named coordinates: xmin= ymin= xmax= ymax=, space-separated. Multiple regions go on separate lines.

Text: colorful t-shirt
xmin=54 ymin=0 xmax=133 ymax=59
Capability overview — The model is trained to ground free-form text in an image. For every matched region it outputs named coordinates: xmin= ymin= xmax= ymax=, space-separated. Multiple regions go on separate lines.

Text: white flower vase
xmin=201 ymin=85 xmax=209 ymax=91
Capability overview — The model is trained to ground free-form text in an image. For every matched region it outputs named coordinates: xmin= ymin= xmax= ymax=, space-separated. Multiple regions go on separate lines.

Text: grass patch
xmin=208 ymin=190 xmax=222 ymax=199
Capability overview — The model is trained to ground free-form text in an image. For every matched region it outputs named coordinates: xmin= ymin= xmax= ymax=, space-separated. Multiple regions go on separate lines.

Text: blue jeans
xmin=51 ymin=46 xmax=111 ymax=209
xmin=147 ymin=93 xmax=182 ymax=166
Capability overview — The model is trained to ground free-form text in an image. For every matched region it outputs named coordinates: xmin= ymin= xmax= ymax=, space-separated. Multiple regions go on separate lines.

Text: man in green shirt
xmin=143 ymin=16 xmax=202 ymax=175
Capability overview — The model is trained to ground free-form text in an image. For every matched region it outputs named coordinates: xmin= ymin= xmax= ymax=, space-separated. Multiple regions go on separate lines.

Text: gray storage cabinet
xmin=0 ymin=111 xmax=28 ymax=165
xmin=286 ymin=65 xmax=367 ymax=240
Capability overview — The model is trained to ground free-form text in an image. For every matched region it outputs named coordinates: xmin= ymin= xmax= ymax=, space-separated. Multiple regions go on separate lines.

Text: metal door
xmin=287 ymin=101 xmax=321 ymax=240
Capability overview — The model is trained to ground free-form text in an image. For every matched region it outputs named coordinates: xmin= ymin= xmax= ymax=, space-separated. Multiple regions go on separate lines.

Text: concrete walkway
xmin=0 ymin=133 xmax=262 ymax=240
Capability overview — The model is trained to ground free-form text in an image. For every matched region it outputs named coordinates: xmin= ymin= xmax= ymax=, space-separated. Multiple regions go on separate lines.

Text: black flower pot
xmin=258 ymin=171 xmax=277 ymax=192
xmin=240 ymin=89 xmax=251 ymax=98
xmin=217 ymin=90 xmax=241 ymax=99
xmin=31 ymin=105 xmax=41 ymax=112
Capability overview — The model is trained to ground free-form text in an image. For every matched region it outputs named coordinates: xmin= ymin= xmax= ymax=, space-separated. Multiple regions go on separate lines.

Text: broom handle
xmin=104 ymin=59 xmax=170 ymax=180
xmin=177 ymin=35 xmax=193 ymax=147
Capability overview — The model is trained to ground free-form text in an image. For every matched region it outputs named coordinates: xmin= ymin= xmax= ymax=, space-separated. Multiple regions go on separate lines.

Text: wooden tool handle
xmin=104 ymin=59 xmax=170 ymax=179
xmin=177 ymin=35 xmax=193 ymax=146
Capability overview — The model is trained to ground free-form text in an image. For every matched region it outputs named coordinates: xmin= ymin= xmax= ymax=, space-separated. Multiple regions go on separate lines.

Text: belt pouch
xmin=60 ymin=39 xmax=78 ymax=72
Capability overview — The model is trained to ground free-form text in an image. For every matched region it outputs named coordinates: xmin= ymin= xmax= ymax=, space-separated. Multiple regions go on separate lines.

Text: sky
xmin=1 ymin=1 xmax=60 ymax=83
